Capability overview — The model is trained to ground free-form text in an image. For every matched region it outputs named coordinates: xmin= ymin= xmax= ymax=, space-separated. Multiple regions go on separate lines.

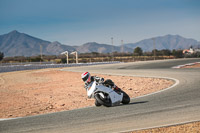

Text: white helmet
xmin=81 ymin=72 xmax=91 ymax=83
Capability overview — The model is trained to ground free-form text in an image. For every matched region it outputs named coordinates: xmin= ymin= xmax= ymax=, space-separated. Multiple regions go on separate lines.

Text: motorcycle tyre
xmin=95 ymin=93 xmax=112 ymax=107
xmin=121 ymin=90 xmax=130 ymax=104
xmin=95 ymin=99 xmax=102 ymax=107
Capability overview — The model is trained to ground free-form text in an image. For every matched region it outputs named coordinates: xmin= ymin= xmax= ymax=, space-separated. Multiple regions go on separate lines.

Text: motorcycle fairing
xmin=96 ymin=84 xmax=123 ymax=105
xmin=87 ymin=81 xmax=123 ymax=106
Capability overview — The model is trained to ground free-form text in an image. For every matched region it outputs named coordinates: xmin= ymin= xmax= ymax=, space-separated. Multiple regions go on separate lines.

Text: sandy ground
xmin=181 ymin=62 xmax=200 ymax=68
xmin=130 ymin=121 xmax=200 ymax=133
xmin=0 ymin=68 xmax=174 ymax=118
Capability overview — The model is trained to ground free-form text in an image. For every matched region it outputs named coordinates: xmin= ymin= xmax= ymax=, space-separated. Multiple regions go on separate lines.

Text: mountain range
xmin=124 ymin=34 xmax=200 ymax=51
xmin=0 ymin=30 xmax=200 ymax=57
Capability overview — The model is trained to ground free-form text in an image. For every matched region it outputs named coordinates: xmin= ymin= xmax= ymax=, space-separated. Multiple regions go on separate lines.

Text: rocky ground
xmin=130 ymin=121 xmax=200 ymax=133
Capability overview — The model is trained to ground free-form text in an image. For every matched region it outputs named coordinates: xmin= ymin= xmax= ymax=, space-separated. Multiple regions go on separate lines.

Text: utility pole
xmin=121 ymin=40 xmax=124 ymax=53
xmin=152 ymin=38 xmax=156 ymax=60
xmin=111 ymin=37 xmax=114 ymax=61
xmin=76 ymin=51 xmax=78 ymax=64
xmin=121 ymin=40 xmax=124 ymax=61
xmin=40 ymin=45 xmax=43 ymax=64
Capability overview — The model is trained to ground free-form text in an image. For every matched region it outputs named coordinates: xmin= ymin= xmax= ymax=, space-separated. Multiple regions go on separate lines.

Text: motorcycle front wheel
xmin=95 ymin=99 xmax=102 ymax=107
xmin=95 ymin=93 xmax=112 ymax=107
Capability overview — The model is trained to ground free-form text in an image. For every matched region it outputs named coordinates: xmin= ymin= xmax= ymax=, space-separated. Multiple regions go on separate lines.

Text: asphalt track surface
xmin=1 ymin=58 xmax=200 ymax=133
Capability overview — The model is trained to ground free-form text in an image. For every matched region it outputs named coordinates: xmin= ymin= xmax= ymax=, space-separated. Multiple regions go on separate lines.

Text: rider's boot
xmin=113 ymin=85 xmax=121 ymax=93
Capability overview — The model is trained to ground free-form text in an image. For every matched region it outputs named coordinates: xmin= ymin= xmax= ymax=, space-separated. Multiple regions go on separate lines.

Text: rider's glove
xmin=100 ymin=78 xmax=104 ymax=83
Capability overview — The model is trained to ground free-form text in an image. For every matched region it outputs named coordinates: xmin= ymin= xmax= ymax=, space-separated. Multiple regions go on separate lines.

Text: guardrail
xmin=0 ymin=62 xmax=121 ymax=73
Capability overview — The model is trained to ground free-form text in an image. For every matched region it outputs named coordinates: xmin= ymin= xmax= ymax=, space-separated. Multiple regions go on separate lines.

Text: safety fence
xmin=0 ymin=61 xmax=121 ymax=73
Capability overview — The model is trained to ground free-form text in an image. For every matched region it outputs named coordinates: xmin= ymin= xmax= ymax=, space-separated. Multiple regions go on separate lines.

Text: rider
xmin=81 ymin=72 xmax=120 ymax=92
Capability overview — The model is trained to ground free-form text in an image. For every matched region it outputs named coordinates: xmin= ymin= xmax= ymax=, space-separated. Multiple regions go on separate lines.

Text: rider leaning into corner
xmin=81 ymin=72 xmax=121 ymax=92
xmin=81 ymin=72 xmax=130 ymax=106
xmin=81 ymin=72 xmax=122 ymax=106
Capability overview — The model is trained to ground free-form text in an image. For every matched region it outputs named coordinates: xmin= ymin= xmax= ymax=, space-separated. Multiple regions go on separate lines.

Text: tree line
xmin=133 ymin=47 xmax=187 ymax=58
xmin=0 ymin=47 xmax=199 ymax=63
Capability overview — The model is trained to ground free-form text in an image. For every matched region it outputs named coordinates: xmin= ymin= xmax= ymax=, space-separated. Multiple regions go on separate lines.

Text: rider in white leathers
xmin=81 ymin=72 xmax=131 ymax=106
xmin=81 ymin=72 xmax=121 ymax=106
xmin=81 ymin=72 xmax=120 ymax=93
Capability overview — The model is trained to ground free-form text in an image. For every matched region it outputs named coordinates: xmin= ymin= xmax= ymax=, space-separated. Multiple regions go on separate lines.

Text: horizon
xmin=2 ymin=30 xmax=200 ymax=46
xmin=0 ymin=0 xmax=200 ymax=46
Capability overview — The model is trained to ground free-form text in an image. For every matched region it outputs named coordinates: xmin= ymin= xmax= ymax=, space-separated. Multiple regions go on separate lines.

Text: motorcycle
xmin=87 ymin=81 xmax=130 ymax=107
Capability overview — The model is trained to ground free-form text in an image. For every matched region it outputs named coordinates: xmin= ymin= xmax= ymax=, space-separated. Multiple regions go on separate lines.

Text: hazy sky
xmin=0 ymin=0 xmax=200 ymax=46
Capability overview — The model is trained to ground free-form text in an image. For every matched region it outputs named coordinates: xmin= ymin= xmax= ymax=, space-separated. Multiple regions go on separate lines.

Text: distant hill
xmin=46 ymin=41 xmax=75 ymax=55
xmin=0 ymin=30 xmax=75 ymax=57
xmin=76 ymin=42 xmax=132 ymax=53
xmin=0 ymin=30 xmax=200 ymax=57
xmin=123 ymin=34 xmax=200 ymax=51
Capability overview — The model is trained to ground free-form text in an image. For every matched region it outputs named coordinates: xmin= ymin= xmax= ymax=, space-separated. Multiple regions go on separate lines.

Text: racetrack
xmin=1 ymin=58 xmax=200 ymax=133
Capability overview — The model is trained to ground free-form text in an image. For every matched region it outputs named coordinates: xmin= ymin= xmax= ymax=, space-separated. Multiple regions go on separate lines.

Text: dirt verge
xmin=130 ymin=121 xmax=200 ymax=133
xmin=0 ymin=68 xmax=174 ymax=118
xmin=181 ymin=62 xmax=200 ymax=68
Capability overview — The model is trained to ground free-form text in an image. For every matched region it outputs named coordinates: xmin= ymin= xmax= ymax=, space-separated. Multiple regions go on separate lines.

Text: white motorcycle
xmin=87 ymin=81 xmax=130 ymax=107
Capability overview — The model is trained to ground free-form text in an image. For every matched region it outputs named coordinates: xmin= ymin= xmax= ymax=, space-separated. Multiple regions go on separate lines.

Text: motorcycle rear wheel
xmin=95 ymin=93 xmax=112 ymax=107
xmin=121 ymin=90 xmax=130 ymax=104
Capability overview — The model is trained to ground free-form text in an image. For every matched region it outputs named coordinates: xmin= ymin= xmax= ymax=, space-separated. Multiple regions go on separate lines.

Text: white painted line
xmin=121 ymin=119 xmax=200 ymax=133
xmin=96 ymin=72 xmax=179 ymax=100
xmin=0 ymin=117 xmax=22 ymax=121
xmin=172 ymin=61 xmax=200 ymax=69
xmin=134 ymin=77 xmax=179 ymax=99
